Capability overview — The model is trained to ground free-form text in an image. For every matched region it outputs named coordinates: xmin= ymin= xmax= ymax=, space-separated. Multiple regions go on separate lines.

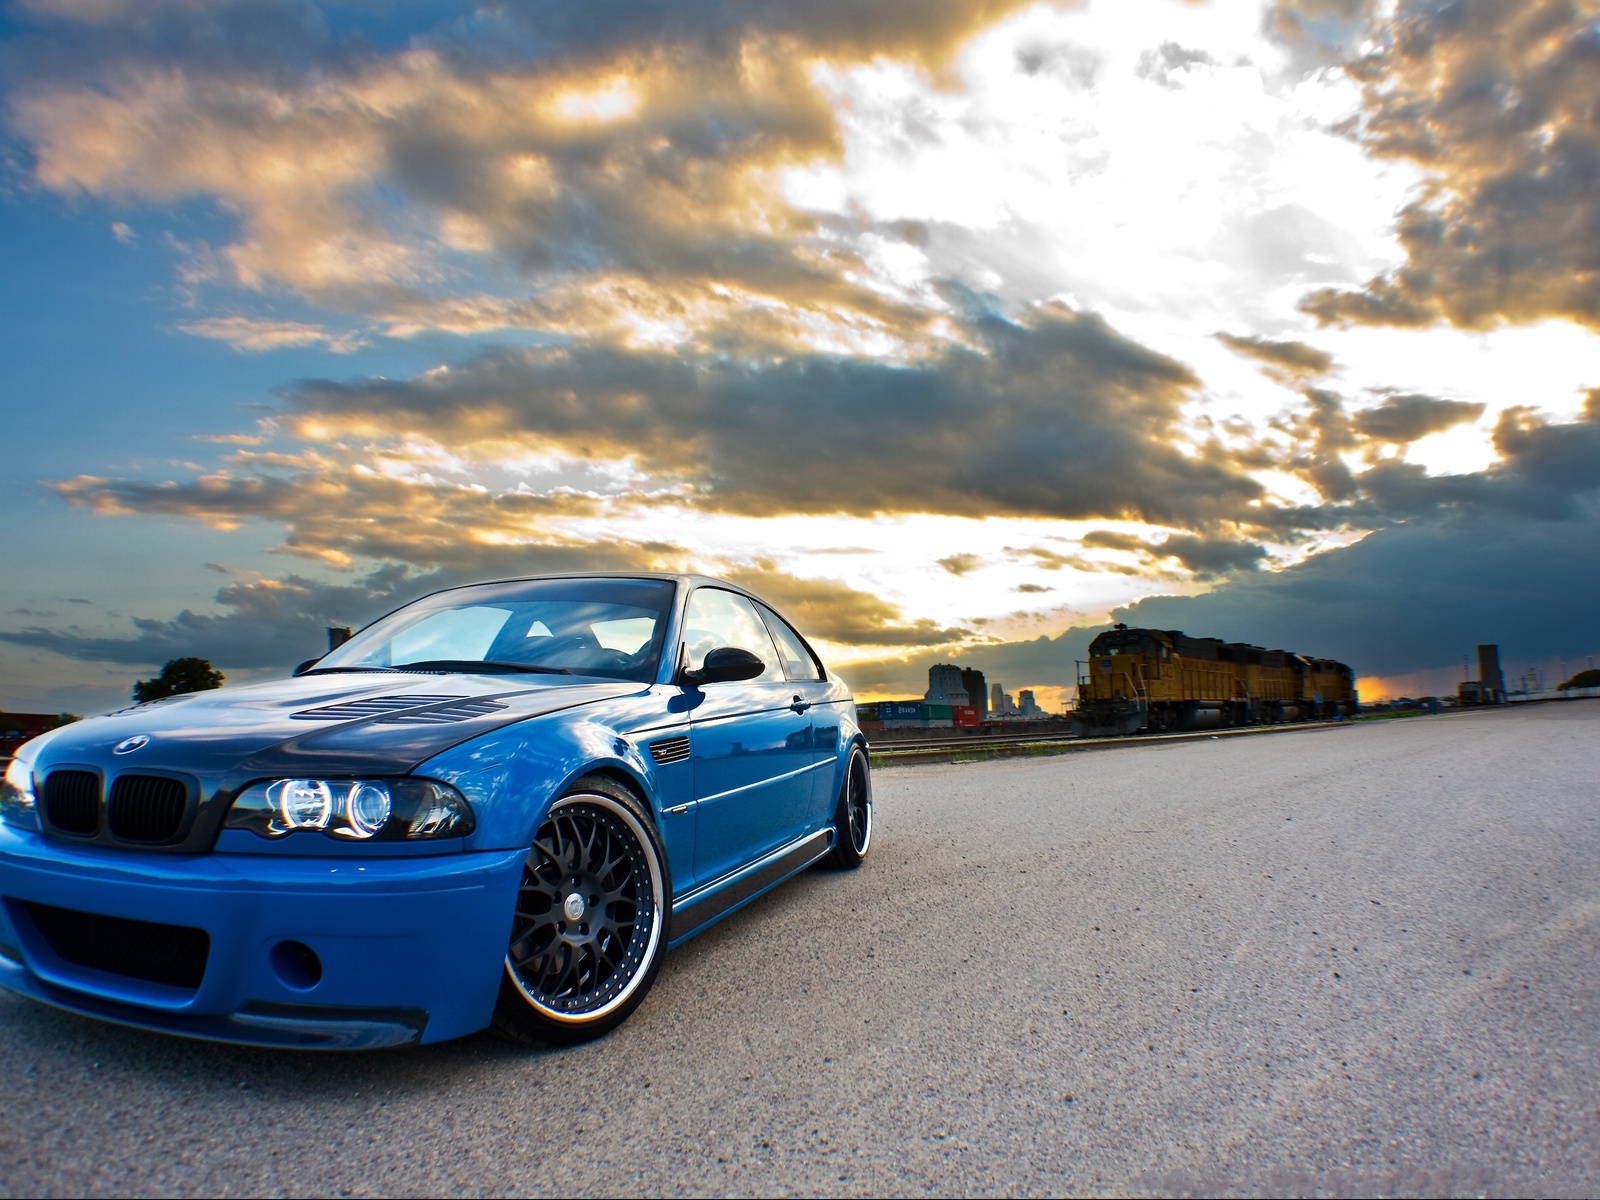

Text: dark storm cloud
xmin=1301 ymin=0 xmax=1600 ymax=331
xmin=1076 ymin=529 xmax=1268 ymax=578
xmin=1352 ymin=393 xmax=1487 ymax=443
xmin=1152 ymin=534 xmax=1269 ymax=577
xmin=1117 ymin=502 xmax=1600 ymax=675
xmin=272 ymin=304 xmax=1260 ymax=527
xmin=846 ymin=492 xmax=1600 ymax=698
xmin=1354 ymin=401 xmax=1600 ymax=523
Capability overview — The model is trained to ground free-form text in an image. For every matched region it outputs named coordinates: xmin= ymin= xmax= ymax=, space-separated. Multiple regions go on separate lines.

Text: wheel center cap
xmin=563 ymin=892 xmax=586 ymax=923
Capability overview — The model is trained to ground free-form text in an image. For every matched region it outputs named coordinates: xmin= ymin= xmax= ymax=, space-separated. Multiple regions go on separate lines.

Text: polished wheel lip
xmin=503 ymin=792 xmax=665 ymax=1025
xmin=846 ymin=746 xmax=871 ymax=856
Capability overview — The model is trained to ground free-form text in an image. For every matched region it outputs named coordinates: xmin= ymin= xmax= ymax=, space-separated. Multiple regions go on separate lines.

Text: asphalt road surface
xmin=2 ymin=702 xmax=1598 ymax=1197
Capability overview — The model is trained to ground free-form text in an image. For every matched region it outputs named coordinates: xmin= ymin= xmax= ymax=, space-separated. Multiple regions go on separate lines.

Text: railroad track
xmin=868 ymin=719 xmax=1350 ymax=762
xmin=866 ymin=730 xmax=1078 ymax=752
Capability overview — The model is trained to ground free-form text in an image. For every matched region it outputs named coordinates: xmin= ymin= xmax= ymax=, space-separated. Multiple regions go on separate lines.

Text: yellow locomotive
xmin=1072 ymin=624 xmax=1358 ymax=737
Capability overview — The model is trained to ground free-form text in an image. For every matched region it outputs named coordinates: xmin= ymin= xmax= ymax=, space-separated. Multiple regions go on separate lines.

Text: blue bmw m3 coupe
xmin=0 ymin=574 xmax=872 ymax=1048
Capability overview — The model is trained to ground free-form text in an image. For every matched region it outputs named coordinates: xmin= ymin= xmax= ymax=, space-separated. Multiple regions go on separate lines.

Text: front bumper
xmin=0 ymin=824 xmax=527 ymax=1048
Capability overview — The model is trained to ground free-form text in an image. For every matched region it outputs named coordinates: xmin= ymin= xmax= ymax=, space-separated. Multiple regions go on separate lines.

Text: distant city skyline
xmin=1 ymin=0 xmax=1597 ymax=716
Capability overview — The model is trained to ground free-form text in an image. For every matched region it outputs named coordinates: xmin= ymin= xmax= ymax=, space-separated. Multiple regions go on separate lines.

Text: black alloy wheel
xmin=827 ymin=743 xmax=872 ymax=869
xmin=492 ymin=776 xmax=668 ymax=1046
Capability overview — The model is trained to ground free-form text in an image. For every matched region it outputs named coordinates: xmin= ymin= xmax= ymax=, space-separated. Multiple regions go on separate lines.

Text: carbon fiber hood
xmin=25 ymin=672 xmax=645 ymax=778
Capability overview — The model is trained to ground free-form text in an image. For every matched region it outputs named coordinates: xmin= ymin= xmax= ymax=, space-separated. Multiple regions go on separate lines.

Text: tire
xmin=491 ymin=775 xmax=669 ymax=1047
xmin=826 ymin=743 xmax=872 ymax=869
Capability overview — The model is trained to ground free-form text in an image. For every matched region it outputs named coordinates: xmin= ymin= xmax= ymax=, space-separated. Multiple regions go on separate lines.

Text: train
xmin=1072 ymin=624 xmax=1358 ymax=737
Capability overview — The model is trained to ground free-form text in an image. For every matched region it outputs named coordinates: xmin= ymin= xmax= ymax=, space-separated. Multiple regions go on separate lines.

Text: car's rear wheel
xmin=826 ymin=743 xmax=872 ymax=869
xmin=491 ymin=776 xmax=668 ymax=1046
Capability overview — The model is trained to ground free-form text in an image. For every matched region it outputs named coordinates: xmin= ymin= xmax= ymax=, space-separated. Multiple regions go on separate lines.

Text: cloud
xmin=3 ymin=0 xmax=1046 ymax=350
xmin=1217 ymin=332 xmax=1335 ymax=381
xmin=277 ymin=303 xmax=1265 ymax=524
xmin=50 ymin=461 xmax=621 ymax=566
xmin=936 ymin=553 xmax=982 ymax=576
xmin=1351 ymin=393 xmax=1486 ymax=444
xmin=722 ymin=564 xmax=968 ymax=647
xmin=50 ymin=303 xmax=1281 ymax=562
xmin=177 ymin=316 xmax=366 ymax=353
xmin=0 ymin=567 xmax=431 ymax=671
xmin=1148 ymin=534 xmax=1268 ymax=577
xmin=1300 ymin=0 xmax=1600 ymax=331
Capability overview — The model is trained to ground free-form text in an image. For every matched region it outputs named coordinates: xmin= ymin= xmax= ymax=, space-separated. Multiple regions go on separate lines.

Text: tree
xmin=133 ymin=658 xmax=224 ymax=703
xmin=1559 ymin=668 xmax=1600 ymax=691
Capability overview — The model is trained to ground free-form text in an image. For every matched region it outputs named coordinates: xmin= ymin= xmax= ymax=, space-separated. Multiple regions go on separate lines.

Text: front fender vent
xmin=648 ymin=735 xmax=690 ymax=766
xmin=292 ymin=695 xmax=463 ymax=721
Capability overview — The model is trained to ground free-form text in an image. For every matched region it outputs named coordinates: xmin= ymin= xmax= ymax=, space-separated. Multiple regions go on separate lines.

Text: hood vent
xmin=377 ymin=697 xmax=509 ymax=725
xmin=648 ymin=735 xmax=690 ymax=766
xmin=292 ymin=695 xmax=464 ymax=721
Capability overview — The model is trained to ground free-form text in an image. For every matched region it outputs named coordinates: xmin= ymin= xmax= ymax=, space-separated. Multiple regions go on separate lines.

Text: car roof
xmin=415 ymin=572 xmax=768 ymax=604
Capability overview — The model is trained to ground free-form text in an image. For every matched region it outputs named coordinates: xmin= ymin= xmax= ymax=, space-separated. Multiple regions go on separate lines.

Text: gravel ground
xmin=1 ymin=701 xmax=1597 ymax=1197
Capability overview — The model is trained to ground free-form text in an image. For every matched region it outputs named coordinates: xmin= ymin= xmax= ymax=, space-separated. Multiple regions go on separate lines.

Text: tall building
xmin=990 ymin=682 xmax=1013 ymax=713
xmin=924 ymin=663 xmax=972 ymax=706
xmin=1476 ymin=644 xmax=1505 ymax=696
xmin=1017 ymin=689 xmax=1043 ymax=718
xmin=961 ymin=667 xmax=988 ymax=715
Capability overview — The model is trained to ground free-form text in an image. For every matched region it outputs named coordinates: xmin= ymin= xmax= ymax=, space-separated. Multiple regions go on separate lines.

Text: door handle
xmin=790 ymin=695 xmax=812 ymax=713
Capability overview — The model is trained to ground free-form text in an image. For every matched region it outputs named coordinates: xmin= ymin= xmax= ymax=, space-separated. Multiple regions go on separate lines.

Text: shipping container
xmin=879 ymin=701 xmax=925 ymax=720
xmin=924 ymin=704 xmax=953 ymax=719
xmin=953 ymin=705 xmax=980 ymax=727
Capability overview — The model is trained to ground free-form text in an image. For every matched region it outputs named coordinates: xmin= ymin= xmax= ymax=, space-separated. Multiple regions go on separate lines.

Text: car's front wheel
xmin=826 ymin=742 xmax=872 ymax=869
xmin=491 ymin=776 xmax=668 ymax=1046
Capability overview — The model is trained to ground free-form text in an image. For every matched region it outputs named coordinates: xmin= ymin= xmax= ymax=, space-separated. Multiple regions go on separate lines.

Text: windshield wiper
xmin=390 ymin=659 xmax=572 ymax=675
xmin=298 ymin=666 xmax=399 ymax=675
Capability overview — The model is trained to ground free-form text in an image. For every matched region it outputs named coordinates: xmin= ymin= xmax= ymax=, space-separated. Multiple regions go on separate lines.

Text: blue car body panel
xmin=0 ymin=573 xmax=864 ymax=1047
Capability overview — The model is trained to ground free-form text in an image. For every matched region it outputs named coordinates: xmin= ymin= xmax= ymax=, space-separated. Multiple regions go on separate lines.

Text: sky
xmin=1 ymin=0 xmax=1597 ymax=716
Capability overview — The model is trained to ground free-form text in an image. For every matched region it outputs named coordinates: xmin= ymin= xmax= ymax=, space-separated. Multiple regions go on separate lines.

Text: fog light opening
xmin=269 ymin=940 xmax=323 ymax=990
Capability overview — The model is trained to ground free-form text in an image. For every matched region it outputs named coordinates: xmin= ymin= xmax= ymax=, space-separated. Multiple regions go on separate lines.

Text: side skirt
xmin=667 ymin=828 xmax=834 ymax=949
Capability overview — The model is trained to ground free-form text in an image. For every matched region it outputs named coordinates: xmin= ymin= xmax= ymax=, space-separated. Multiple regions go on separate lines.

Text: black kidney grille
xmin=108 ymin=775 xmax=190 ymax=843
xmin=43 ymin=770 xmax=100 ymax=835
xmin=22 ymin=901 xmax=209 ymax=991
xmin=648 ymin=735 xmax=690 ymax=765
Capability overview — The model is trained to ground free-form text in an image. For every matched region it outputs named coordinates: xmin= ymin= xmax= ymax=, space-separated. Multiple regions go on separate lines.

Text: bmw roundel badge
xmin=113 ymin=735 xmax=150 ymax=755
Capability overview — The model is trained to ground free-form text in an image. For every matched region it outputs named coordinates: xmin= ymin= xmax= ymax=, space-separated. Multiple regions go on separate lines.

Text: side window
xmin=681 ymin=589 xmax=784 ymax=683
xmin=757 ymin=604 xmax=823 ymax=682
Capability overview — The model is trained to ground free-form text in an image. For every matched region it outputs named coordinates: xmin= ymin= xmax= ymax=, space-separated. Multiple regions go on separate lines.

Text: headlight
xmin=225 ymin=777 xmax=474 ymax=842
xmin=0 ymin=755 xmax=39 ymax=832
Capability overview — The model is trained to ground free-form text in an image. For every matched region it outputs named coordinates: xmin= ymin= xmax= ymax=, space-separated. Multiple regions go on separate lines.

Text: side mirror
xmin=681 ymin=646 xmax=766 ymax=687
xmin=292 ymin=658 xmax=321 ymax=677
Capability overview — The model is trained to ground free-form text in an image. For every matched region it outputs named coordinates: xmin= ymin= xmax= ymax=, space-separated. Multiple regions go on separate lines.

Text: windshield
xmin=314 ymin=578 xmax=676 ymax=683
